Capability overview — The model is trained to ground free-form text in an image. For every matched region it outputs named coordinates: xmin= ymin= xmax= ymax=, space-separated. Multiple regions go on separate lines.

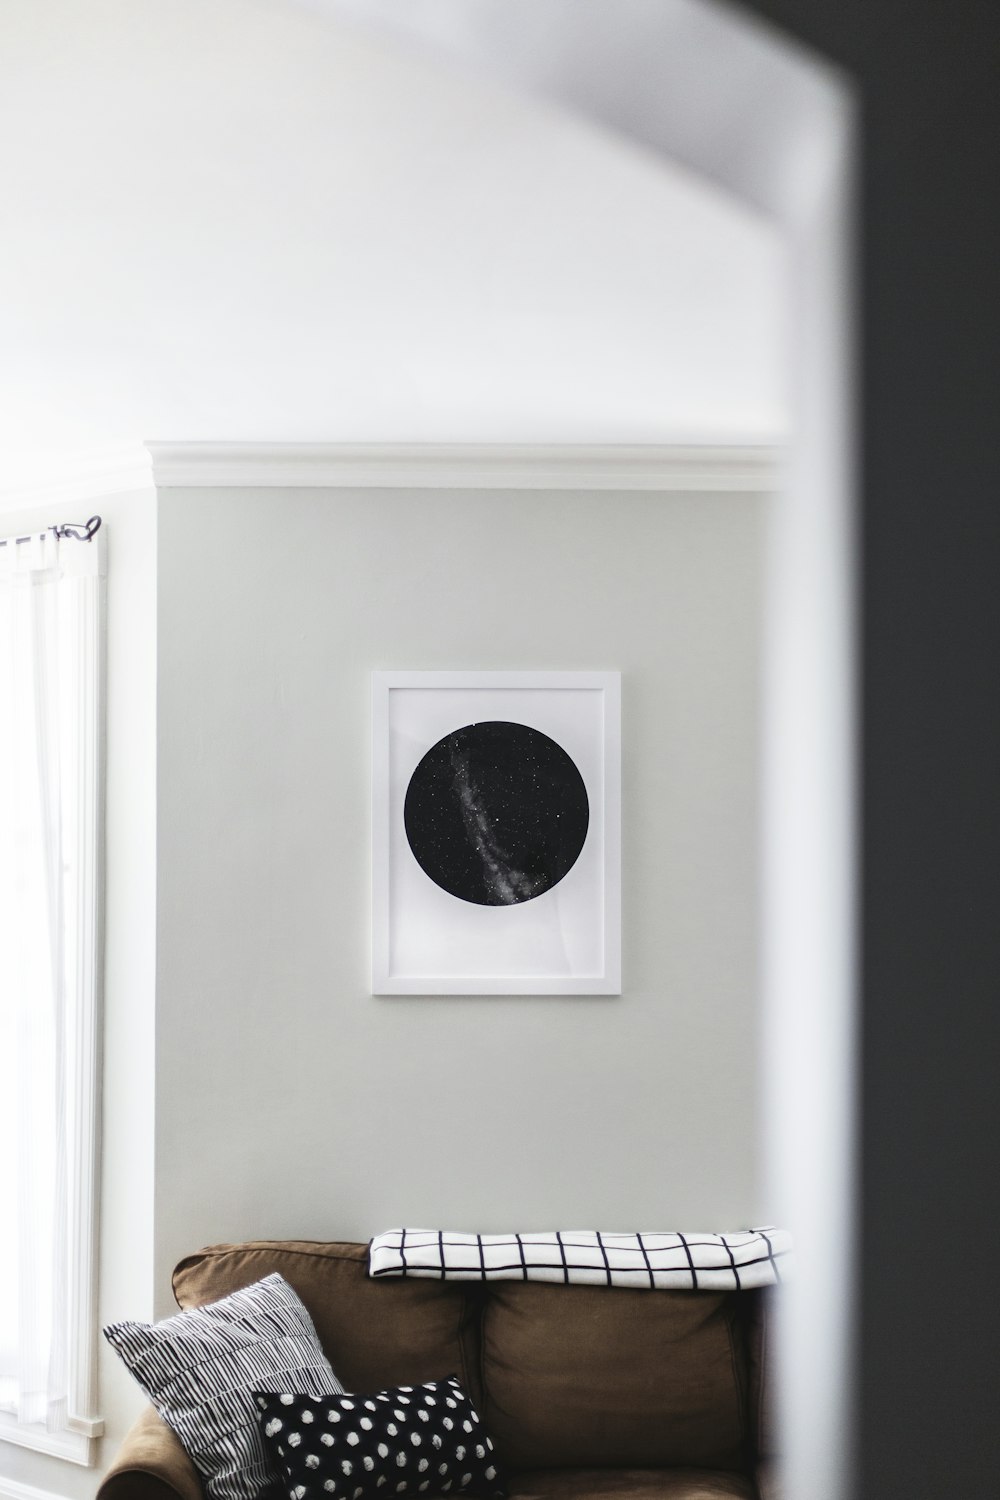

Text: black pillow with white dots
xmin=254 ymin=1377 xmax=507 ymax=1500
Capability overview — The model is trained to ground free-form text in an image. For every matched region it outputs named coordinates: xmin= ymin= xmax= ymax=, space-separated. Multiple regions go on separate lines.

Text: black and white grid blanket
xmin=369 ymin=1227 xmax=791 ymax=1291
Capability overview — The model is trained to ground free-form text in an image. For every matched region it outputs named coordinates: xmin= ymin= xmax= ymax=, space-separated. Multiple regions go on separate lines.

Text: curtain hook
xmin=50 ymin=515 xmax=103 ymax=542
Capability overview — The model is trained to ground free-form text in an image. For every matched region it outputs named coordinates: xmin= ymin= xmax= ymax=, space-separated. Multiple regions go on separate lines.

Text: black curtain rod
xmin=0 ymin=515 xmax=102 ymax=549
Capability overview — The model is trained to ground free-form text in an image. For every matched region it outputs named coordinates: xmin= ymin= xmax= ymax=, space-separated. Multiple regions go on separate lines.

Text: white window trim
xmin=0 ymin=526 xmax=107 ymax=1467
xmin=0 ymin=1418 xmax=98 ymax=1467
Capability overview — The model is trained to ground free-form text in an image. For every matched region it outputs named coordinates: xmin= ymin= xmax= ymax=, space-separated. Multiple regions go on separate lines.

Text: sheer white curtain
xmin=0 ymin=526 xmax=103 ymax=1442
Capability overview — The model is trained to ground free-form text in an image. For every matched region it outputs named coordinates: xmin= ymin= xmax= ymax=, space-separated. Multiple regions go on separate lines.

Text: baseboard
xmin=0 ymin=1476 xmax=85 ymax=1500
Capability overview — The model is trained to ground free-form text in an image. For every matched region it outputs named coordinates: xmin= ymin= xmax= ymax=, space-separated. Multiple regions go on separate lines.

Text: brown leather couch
xmin=98 ymin=1240 xmax=780 ymax=1500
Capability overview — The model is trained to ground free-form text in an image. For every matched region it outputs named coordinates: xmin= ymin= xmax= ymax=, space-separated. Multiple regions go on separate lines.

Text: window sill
xmin=0 ymin=1409 xmax=101 ymax=1466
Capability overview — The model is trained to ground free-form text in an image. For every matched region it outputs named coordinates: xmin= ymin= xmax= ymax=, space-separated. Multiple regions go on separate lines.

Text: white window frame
xmin=0 ymin=524 xmax=107 ymax=1465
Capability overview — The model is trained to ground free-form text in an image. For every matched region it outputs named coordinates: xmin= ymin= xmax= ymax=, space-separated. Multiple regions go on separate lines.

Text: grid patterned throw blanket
xmin=369 ymin=1228 xmax=791 ymax=1291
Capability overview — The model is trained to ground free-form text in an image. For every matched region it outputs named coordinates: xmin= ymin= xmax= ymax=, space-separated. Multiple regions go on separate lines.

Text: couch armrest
xmin=755 ymin=1458 xmax=782 ymax=1500
xmin=98 ymin=1407 xmax=204 ymax=1500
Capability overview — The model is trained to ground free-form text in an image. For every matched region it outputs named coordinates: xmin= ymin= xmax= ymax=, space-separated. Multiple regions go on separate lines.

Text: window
xmin=0 ymin=520 xmax=105 ymax=1464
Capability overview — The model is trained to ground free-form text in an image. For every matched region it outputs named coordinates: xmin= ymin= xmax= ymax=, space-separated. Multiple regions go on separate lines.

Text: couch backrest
xmin=173 ymin=1241 xmax=764 ymax=1473
xmin=172 ymin=1241 xmax=483 ymax=1412
xmin=745 ymin=1286 xmax=778 ymax=1461
xmin=480 ymin=1280 xmax=748 ymax=1470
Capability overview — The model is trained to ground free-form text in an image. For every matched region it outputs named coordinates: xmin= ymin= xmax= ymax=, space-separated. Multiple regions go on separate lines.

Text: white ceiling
xmin=0 ymin=0 xmax=790 ymax=470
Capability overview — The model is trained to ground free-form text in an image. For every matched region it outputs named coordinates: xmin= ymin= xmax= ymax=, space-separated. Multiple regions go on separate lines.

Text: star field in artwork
xmin=403 ymin=721 xmax=589 ymax=906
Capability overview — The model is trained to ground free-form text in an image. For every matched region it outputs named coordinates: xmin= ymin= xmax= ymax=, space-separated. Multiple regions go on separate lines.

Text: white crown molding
xmin=144 ymin=441 xmax=781 ymax=491
xmin=0 ymin=442 xmax=782 ymax=506
xmin=0 ymin=445 xmax=154 ymax=513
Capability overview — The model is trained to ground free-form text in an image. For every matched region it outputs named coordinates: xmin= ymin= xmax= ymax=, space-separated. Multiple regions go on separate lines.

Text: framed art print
xmin=372 ymin=671 xmax=621 ymax=994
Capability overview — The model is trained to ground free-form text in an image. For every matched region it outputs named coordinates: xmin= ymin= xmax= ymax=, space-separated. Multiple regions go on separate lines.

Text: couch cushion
xmin=172 ymin=1242 xmax=482 ymax=1411
xmin=509 ymin=1469 xmax=756 ymax=1500
xmin=482 ymin=1284 xmax=746 ymax=1471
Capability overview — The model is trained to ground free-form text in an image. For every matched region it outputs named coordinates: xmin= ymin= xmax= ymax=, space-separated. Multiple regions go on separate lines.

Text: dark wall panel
xmin=736 ymin=2 xmax=1000 ymax=1493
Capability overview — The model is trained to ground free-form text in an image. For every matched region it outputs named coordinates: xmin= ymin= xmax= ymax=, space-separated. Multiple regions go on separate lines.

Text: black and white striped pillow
xmin=105 ymin=1273 xmax=342 ymax=1500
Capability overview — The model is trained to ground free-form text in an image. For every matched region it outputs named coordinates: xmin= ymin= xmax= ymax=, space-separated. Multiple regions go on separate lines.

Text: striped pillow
xmin=105 ymin=1273 xmax=342 ymax=1500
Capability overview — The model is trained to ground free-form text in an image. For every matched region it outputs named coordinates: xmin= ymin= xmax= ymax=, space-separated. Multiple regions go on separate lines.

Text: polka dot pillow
xmin=254 ymin=1377 xmax=507 ymax=1500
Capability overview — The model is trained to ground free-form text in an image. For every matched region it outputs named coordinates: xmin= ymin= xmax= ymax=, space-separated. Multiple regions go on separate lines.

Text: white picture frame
xmin=372 ymin=670 xmax=621 ymax=995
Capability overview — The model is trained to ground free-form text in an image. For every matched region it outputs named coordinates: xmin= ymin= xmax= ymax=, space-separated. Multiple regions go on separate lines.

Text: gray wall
xmin=154 ymin=486 xmax=765 ymax=1299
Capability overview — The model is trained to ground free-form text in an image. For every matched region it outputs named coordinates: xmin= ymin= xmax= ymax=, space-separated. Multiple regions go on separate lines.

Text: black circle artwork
xmin=404 ymin=720 xmax=590 ymax=906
